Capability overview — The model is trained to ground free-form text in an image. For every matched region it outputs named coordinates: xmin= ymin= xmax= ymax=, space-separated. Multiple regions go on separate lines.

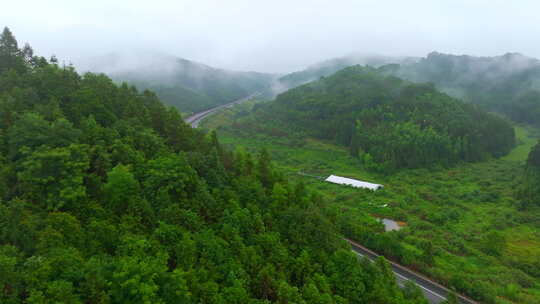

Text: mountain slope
xmin=276 ymin=52 xmax=540 ymax=126
xmin=389 ymin=52 xmax=540 ymax=125
xmin=273 ymin=54 xmax=419 ymax=95
xmin=78 ymin=52 xmax=275 ymax=113
xmin=232 ymin=65 xmax=515 ymax=171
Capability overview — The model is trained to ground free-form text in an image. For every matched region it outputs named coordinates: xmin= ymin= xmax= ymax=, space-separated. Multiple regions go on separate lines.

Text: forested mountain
xmin=274 ymin=52 xmax=540 ymax=127
xmin=273 ymin=55 xmax=419 ymax=95
xmin=0 ymin=27 xmax=431 ymax=303
xmin=386 ymin=52 xmax=540 ymax=125
xmin=79 ymin=52 xmax=275 ymax=113
xmin=233 ymin=66 xmax=515 ymax=172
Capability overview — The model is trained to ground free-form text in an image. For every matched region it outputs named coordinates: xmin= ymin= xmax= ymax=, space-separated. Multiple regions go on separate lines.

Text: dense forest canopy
xmin=233 ymin=66 xmax=515 ymax=172
xmin=0 ymin=27 xmax=432 ymax=303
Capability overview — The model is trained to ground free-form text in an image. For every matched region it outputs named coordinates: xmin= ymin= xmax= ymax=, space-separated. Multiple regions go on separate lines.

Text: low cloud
xmin=3 ymin=1 xmax=540 ymax=73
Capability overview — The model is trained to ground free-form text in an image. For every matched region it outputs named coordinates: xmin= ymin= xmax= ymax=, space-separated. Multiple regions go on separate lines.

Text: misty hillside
xmin=228 ymin=65 xmax=515 ymax=172
xmin=78 ymin=52 xmax=275 ymax=113
xmin=388 ymin=52 xmax=540 ymax=125
xmin=275 ymin=52 xmax=540 ymax=127
xmin=273 ymin=54 xmax=419 ymax=95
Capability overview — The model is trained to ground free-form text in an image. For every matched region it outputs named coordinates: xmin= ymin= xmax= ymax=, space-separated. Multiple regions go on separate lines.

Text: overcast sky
xmin=2 ymin=0 xmax=540 ymax=73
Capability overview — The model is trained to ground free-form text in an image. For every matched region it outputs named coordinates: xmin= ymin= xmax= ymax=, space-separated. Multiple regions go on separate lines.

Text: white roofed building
xmin=324 ymin=175 xmax=383 ymax=190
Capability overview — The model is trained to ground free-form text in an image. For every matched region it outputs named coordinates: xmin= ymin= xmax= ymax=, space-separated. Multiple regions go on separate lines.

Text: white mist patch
xmin=74 ymin=51 xmax=179 ymax=76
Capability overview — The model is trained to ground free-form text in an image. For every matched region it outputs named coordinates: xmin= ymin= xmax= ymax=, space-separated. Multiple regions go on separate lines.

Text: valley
xmin=185 ymin=93 xmax=260 ymax=128
xmin=201 ymin=104 xmax=540 ymax=303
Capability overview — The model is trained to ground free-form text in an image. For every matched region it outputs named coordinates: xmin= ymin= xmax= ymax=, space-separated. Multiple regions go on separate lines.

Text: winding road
xmin=346 ymin=239 xmax=477 ymax=304
xmin=185 ymin=93 xmax=260 ymax=128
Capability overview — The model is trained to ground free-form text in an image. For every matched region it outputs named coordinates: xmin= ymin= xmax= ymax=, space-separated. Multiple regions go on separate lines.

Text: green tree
xmin=35 ymin=280 xmax=82 ymax=304
xmin=17 ymin=144 xmax=89 ymax=211
xmin=441 ymin=291 xmax=458 ymax=304
xmin=480 ymin=231 xmax=506 ymax=256
xmin=103 ymin=164 xmax=145 ymax=216
xmin=0 ymin=245 xmax=22 ymax=303
xmin=8 ymin=113 xmax=80 ymax=161
xmin=402 ymin=281 xmax=428 ymax=303
xmin=257 ymin=148 xmax=274 ymax=189
xmin=516 ymin=141 xmax=540 ymax=208
xmin=327 ymin=250 xmax=367 ymax=303
xmin=0 ymin=27 xmax=24 ymax=74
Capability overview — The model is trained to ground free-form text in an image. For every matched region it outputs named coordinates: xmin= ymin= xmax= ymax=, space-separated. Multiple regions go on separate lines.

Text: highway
xmin=184 ymin=93 xmax=259 ymax=128
xmin=346 ymin=239 xmax=477 ymax=304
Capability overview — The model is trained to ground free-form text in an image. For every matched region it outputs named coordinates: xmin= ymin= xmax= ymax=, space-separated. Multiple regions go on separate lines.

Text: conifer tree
xmin=0 ymin=27 xmax=22 ymax=73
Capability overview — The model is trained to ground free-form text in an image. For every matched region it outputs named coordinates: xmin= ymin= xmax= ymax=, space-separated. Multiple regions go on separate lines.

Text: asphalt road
xmin=346 ymin=239 xmax=477 ymax=304
xmin=184 ymin=93 xmax=259 ymax=128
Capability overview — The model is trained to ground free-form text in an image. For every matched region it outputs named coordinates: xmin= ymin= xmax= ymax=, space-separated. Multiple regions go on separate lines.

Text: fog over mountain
xmin=9 ymin=0 xmax=540 ymax=114
xmin=273 ymin=54 xmax=420 ymax=95
xmin=75 ymin=49 xmax=540 ymax=116
xmin=76 ymin=51 xmax=275 ymax=113
xmin=3 ymin=1 xmax=540 ymax=73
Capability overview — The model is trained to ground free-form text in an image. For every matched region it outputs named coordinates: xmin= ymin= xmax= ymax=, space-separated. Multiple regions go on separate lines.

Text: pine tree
xmin=0 ymin=27 xmax=19 ymax=56
xmin=21 ymin=43 xmax=34 ymax=64
xmin=0 ymin=27 xmax=22 ymax=73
